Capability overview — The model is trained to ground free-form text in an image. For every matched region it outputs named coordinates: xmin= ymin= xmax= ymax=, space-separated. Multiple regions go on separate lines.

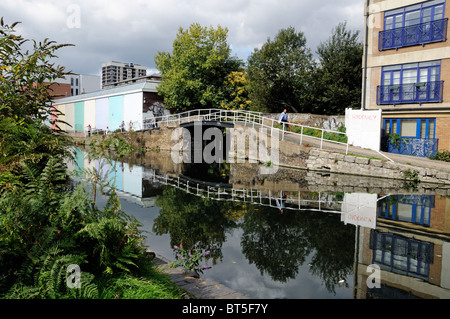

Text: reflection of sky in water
xmin=95 ymin=192 xmax=354 ymax=299
xmin=201 ymin=228 xmax=353 ymax=299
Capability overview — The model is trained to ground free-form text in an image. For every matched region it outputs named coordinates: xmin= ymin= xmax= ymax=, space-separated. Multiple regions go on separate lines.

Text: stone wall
xmin=138 ymin=126 xmax=178 ymax=151
xmin=227 ymin=124 xmax=310 ymax=167
xmin=263 ymin=113 xmax=345 ymax=131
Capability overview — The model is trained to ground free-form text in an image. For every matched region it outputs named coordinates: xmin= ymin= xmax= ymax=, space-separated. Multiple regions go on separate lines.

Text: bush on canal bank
xmin=0 ymin=120 xmax=186 ymax=299
xmin=0 ymin=19 xmax=185 ymax=299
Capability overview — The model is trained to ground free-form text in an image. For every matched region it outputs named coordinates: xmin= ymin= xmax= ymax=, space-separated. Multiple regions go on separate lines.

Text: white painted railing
xmin=142 ymin=108 xmax=349 ymax=154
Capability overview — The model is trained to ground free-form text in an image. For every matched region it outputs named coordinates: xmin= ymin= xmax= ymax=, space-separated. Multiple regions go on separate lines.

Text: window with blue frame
xmin=380 ymin=0 xmax=447 ymax=50
xmin=382 ymin=118 xmax=439 ymax=157
xmin=383 ymin=118 xmax=436 ymax=139
xmin=377 ymin=60 xmax=444 ymax=105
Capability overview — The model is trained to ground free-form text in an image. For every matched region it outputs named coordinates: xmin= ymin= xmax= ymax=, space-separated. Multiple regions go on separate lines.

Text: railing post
xmin=300 ymin=126 xmax=303 ymax=144
xmin=320 ymin=130 xmax=324 ymax=149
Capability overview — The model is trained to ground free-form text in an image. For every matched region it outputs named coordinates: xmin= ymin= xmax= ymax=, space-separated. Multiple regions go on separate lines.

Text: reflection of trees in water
xmin=182 ymin=162 xmax=231 ymax=184
xmin=241 ymin=206 xmax=310 ymax=282
xmin=241 ymin=205 xmax=355 ymax=294
xmin=153 ymin=186 xmax=240 ymax=264
xmin=153 ymin=185 xmax=355 ymax=294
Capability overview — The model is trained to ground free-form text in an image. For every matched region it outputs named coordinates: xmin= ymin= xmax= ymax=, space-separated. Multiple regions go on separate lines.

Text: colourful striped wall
xmin=124 ymin=92 xmax=143 ymax=131
xmin=95 ymin=97 xmax=109 ymax=130
xmin=65 ymin=103 xmax=75 ymax=132
xmin=54 ymin=92 xmax=146 ymax=133
xmin=74 ymin=101 xmax=84 ymax=131
xmin=84 ymin=100 xmax=96 ymax=130
xmin=52 ymin=104 xmax=67 ymax=131
xmin=109 ymin=95 xmax=124 ymax=131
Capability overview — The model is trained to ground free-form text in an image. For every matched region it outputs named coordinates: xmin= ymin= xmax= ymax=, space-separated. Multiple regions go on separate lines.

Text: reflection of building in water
xmin=355 ymin=194 xmax=450 ymax=299
xmin=378 ymin=195 xmax=435 ymax=227
xmin=67 ymin=148 xmax=162 ymax=207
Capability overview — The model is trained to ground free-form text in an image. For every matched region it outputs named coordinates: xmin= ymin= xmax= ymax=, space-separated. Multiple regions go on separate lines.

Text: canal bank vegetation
xmin=431 ymin=149 xmax=450 ymax=162
xmin=0 ymin=19 xmax=185 ymax=299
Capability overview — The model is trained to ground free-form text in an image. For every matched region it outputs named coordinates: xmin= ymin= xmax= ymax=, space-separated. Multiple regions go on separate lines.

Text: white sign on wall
xmin=345 ymin=108 xmax=382 ymax=151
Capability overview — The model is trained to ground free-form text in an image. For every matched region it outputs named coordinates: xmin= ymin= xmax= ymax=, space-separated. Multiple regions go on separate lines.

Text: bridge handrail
xmin=143 ymin=108 xmax=349 ymax=153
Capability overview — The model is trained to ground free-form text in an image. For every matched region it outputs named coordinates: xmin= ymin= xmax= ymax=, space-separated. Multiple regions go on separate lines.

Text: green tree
xmin=0 ymin=19 xmax=73 ymax=191
xmin=247 ymin=27 xmax=315 ymax=113
xmin=313 ymin=22 xmax=363 ymax=115
xmin=0 ymin=18 xmax=72 ymax=124
xmin=220 ymin=71 xmax=251 ymax=111
xmin=154 ymin=23 xmax=242 ymax=112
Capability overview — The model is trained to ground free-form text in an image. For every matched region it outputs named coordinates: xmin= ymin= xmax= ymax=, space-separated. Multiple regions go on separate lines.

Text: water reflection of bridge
xmin=144 ymin=169 xmax=346 ymax=214
xmin=72 ymin=158 xmax=378 ymax=229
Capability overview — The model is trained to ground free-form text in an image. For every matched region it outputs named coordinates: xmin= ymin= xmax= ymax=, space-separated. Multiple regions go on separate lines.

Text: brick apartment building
xmin=46 ymin=82 xmax=71 ymax=99
xmin=363 ymin=0 xmax=450 ymax=157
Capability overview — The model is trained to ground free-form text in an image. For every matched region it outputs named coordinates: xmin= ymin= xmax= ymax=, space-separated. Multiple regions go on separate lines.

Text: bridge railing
xmin=143 ymin=108 xmax=349 ymax=154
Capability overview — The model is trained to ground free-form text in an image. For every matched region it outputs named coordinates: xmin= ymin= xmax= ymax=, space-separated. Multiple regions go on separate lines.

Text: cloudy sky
xmin=0 ymin=0 xmax=364 ymax=76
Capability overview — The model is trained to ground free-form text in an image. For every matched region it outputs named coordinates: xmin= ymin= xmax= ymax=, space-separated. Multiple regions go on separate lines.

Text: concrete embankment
xmin=151 ymin=253 xmax=249 ymax=299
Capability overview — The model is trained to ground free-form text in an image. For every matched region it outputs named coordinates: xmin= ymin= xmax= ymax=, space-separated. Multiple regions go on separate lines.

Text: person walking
xmin=278 ymin=109 xmax=289 ymax=131
xmin=87 ymin=124 xmax=91 ymax=137
xmin=120 ymin=121 xmax=125 ymax=132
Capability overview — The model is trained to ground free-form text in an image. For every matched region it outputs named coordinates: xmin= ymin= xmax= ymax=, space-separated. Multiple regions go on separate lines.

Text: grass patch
xmin=343 ymin=153 xmax=382 ymax=160
xmin=274 ymin=124 xmax=348 ymax=143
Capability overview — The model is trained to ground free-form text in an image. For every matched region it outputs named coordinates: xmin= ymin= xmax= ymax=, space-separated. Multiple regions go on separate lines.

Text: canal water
xmin=69 ymin=148 xmax=450 ymax=299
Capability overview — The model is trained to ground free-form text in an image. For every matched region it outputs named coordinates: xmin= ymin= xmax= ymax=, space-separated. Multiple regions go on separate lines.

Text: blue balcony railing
xmin=377 ymin=81 xmax=444 ymax=105
xmin=381 ymin=136 xmax=439 ymax=158
xmin=379 ymin=18 xmax=448 ymax=50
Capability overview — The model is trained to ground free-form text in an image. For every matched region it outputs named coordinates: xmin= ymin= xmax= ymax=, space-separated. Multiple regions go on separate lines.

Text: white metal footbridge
xmin=142 ymin=108 xmax=350 ymax=154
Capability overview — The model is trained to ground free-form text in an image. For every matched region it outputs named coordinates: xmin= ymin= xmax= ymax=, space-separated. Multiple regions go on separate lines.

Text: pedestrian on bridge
xmin=278 ymin=109 xmax=289 ymax=131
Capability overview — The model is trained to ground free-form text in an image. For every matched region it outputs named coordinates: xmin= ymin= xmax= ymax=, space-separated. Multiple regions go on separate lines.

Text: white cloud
xmin=0 ymin=0 xmax=364 ymax=75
